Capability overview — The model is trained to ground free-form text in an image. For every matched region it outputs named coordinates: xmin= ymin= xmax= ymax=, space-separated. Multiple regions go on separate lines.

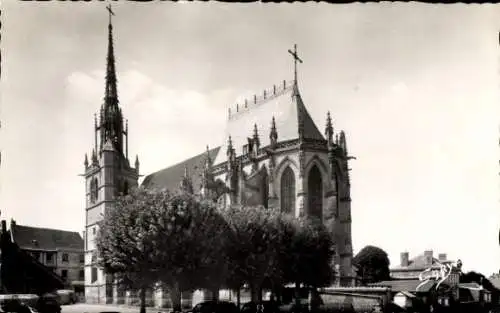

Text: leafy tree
xmin=221 ymin=206 xmax=335 ymax=304
xmin=285 ymin=217 xmax=335 ymax=287
xmin=153 ymin=191 xmax=231 ymax=311
xmin=96 ymin=187 xmax=168 ymax=313
xmin=353 ymin=245 xmax=390 ymax=285
xmin=461 ymin=271 xmax=499 ymax=292
xmin=221 ymin=205 xmax=284 ymax=302
xmin=97 ymin=188 xmax=230 ymax=312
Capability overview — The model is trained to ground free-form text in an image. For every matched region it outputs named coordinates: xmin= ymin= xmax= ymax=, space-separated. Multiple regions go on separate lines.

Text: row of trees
xmin=96 ymin=188 xmax=335 ymax=313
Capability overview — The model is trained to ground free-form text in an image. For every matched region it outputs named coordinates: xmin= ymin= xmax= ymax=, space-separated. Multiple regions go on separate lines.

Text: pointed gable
xmin=212 ymin=81 xmax=324 ymax=166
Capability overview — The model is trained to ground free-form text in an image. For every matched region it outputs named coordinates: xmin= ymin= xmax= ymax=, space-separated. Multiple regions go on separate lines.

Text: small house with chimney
xmin=391 ymin=250 xmax=452 ymax=280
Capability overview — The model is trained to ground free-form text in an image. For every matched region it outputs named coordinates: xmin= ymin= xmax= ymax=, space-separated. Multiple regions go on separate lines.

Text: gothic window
xmin=261 ymin=170 xmax=269 ymax=209
xmin=333 ymin=171 xmax=339 ymax=217
xmin=280 ymin=166 xmax=296 ymax=214
xmin=307 ymin=165 xmax=323 ymax=221
xmin=90 ymin=178 xmax=98 ymax=203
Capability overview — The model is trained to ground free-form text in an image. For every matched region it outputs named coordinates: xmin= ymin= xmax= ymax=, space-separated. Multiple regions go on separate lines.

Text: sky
xmin=1 ymin=1 xmax=500 ymax=275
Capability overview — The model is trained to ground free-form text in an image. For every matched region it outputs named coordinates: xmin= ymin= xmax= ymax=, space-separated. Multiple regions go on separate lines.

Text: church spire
xmin=270 ymin=116 xmax=278 ymax=147
xmin=105 ymin=4 xmax=117 ymax=102
xmin=325 ymin=111 xmax=334 ymax=147
xmin=98 ymin=4 xmax=124 ymax=154
xmin=252 ymin=123 xmax=260 ymax=150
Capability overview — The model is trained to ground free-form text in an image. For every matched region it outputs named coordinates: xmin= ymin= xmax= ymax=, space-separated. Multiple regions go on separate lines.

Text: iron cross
xmin=288 ymin=44 xmax=303 ymax=84
xmin=106 ymin=4 xmax=115 ymax=24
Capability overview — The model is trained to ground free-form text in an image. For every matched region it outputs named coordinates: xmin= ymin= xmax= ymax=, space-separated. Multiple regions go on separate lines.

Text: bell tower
xmin=82 ymin=5 xmax=139 ymax=304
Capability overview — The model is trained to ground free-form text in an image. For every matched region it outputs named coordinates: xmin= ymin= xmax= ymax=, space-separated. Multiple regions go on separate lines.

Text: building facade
xmin=9 ymin=220 xmax=84 ymax=292
xmin=81 ymin=13 xmax=139 ymax=304
xmin=391 ymin=250 xmax=453 ymax=280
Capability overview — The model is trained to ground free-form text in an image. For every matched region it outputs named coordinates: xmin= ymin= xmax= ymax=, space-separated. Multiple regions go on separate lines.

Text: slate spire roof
xmin=97 ymin=6 xmax=125 ymax=155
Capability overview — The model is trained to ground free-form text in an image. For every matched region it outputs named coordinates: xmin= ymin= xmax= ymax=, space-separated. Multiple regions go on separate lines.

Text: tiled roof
xmin=391 ymin=254 xmax=449 ymax=271
xmin=11 ymin=223 xmax=83 ymax=251
xmin=141 ymin=146 xmax=221 ymax=193
xmin=370 ymin=279 xmax=436 ymax=293
xmin=212 ymin=82 xmax=324 ymax=166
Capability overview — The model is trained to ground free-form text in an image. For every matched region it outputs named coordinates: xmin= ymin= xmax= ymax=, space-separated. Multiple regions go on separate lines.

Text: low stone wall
xmin=319 ymin=286 xmax=392 ymax=312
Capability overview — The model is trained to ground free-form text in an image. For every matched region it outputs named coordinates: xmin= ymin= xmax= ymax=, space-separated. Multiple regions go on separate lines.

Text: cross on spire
xmin=106 ymin=4 xmax=115 ymax=25
xmin=288 ymin=44 xmax=303 ymax=85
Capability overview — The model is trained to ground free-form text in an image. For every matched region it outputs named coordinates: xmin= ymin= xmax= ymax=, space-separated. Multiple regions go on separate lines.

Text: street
xmin=61 ymin=304 xmax=170 ymax=313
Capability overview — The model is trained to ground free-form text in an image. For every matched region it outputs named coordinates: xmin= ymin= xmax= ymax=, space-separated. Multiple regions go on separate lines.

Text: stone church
xmin=82 ymin=9 xmax=355 ymax=305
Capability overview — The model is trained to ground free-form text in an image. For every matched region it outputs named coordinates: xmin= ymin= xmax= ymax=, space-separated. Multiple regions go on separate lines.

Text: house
xmin=0 ymin=220 xmax=65 ymax=294
xmin=9 ymin=220 xmax=84 ymax=295
xmin=391 ymin=250 xmax=453 ymax=280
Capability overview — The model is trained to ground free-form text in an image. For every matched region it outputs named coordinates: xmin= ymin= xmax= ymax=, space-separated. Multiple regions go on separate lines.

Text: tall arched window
xmin=333 ymin=171 xmax=339 ymax=217
xmin=261 ymin=171 xmax=269 ymax=209
xmin=280 ymin=166 xmax=296 ymax=214
xmin=90 ymin=178 xmax=98 ymax=203
xmin=308 ymin=165 xmax=323 ymax=221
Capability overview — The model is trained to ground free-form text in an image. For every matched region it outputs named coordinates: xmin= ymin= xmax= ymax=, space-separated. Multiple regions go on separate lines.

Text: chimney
xmin=1 ymin=220 xmax=6 ymax=234
xmin=424 ymin=250 xmax=433 ymax=266
xmin=438 ymin=253 xmax=447 ymax=262
xmin=400 ymin=252 xmax=409 ymax=267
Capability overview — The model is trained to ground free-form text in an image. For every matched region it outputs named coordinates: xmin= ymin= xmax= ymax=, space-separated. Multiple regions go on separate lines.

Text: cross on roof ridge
xmin=288 ymin=44 xmax=303 ymax=85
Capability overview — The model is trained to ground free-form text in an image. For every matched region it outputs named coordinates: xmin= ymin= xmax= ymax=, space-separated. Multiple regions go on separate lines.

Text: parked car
xmin=35 ymin=294 xmax=61 ymax=313
xmin=1 ymin=298 xmax=33 ymax=313
xmin=55 ymin=290 xmax=77 ymax=305
xmin=188 ymin=301 xmax=239 ymax=313
xmin=241 ymin=301 xmax=281 ymax=313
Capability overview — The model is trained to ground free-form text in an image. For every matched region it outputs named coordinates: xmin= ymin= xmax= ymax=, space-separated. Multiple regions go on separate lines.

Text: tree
xmin=96 ymin=187 xmax=168 ymax=313
xmin=221 ymin=206 xmax=335 ymax=304
xmin=221 ymin=205 xmax=284 ymax=302
xmin=284 ymin=217 xmax=335 ymax=288
xmin=153 ymin=191 xmax=231 ymax=311
xmin=97 ymin=188 xmax=230 ymax=313
xmin=461 ymin=271 xmax=499 ymax=292
xmin=353 ymin=245 xmax=390 ymax=285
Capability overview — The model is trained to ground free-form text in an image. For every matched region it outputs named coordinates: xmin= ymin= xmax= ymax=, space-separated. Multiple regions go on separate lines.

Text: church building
xmin=82 ymin=7 xmax=355 ymax=305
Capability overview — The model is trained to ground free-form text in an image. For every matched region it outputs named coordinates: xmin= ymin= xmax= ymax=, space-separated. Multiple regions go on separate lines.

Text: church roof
xmin=10 ymin=222 xmax=83 ymax=251
xmin=142 ymin=146 xmax=221 ymax=193
xmin=212 ymin=81 xmax=324 ymax=166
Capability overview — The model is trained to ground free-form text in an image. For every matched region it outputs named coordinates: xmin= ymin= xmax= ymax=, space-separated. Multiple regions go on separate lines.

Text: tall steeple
xmin=98 ymin=4 xmax=125 ymax=155
xmin=105 ymin=4 xmax=117 ymax=104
